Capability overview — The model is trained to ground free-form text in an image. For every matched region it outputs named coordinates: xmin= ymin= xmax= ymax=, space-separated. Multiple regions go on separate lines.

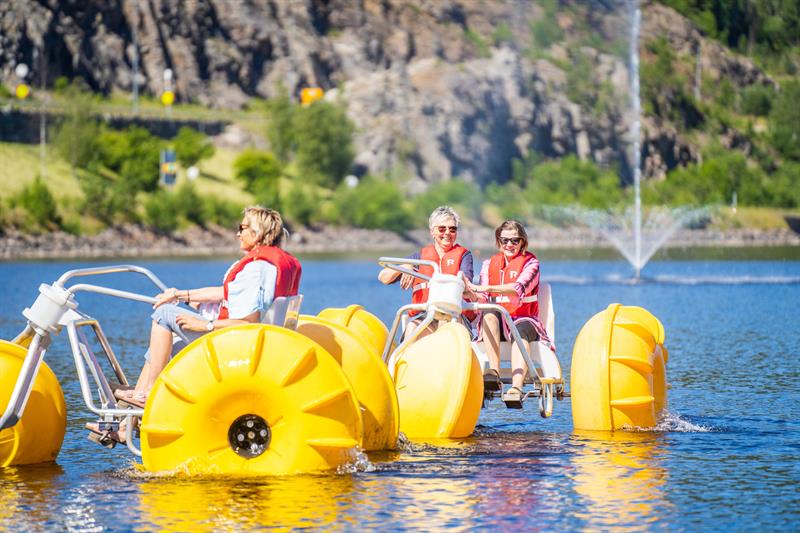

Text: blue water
xmin=1 ymin=257 xmax=799 ymax=531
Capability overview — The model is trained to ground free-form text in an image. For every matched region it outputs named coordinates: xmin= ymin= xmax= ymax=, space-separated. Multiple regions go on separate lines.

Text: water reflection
xmin=137 ymin=474 xmax=355 ymax=531
xmin=0 ymin=463 xmax=66 ymax=530
xmin=569 ymin=430 xmax=670 ymax=529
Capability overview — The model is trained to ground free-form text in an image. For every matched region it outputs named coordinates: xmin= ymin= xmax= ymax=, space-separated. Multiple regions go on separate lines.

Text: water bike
xmin=0 ymin=265 xmax=398 ymax=474
xmin=377 ymin=257 xmax=669 ymax=439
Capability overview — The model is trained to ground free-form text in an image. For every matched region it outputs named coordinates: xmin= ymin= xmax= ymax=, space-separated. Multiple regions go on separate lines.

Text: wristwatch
xmin=205 ymin=321 xmax=214 ymax=332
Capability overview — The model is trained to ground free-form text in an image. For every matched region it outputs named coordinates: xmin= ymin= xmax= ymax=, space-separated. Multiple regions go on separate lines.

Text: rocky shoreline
xmin=1 ymin=224 xmax=798 ymax=261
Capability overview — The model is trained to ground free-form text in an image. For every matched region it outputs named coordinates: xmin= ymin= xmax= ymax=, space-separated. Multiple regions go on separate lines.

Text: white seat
xmin=262 ymin=295 xmax=303 ymax=330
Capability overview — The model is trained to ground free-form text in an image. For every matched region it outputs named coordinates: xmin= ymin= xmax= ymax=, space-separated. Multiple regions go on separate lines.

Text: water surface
xmin=1 ymin=258 xmax=798 ymax=531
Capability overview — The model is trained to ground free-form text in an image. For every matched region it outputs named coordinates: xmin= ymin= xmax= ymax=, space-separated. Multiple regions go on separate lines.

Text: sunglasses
xmin=237 ymin=223 xmax=250 ymax=233
xmin=499 ymin=237 xmax=522 ymax=246
xmin=435 ymin=226 xmax=458 ymax=234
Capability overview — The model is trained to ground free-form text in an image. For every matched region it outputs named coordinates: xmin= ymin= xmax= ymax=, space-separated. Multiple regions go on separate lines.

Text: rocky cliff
xmin=0 ymin=0 xmax=773 ymax=189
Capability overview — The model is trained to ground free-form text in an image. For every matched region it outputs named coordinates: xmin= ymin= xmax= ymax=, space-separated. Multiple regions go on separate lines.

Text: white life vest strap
xmin=491 ymin=294 xmax=538 ymax=303
xmin=412 ymin=282 xmax=428 ymax=293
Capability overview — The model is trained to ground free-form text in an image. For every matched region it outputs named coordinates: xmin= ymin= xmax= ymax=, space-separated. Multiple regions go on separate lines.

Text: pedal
xmin=483 ymin=371 xmax=502 ymax=392
xmin=503 ymin=398 xmax=524 ymax=409
xmin=502 ymin=389 xmax=525 ymax=409
xmin=87 ymin=431 xmax=117 ymax=449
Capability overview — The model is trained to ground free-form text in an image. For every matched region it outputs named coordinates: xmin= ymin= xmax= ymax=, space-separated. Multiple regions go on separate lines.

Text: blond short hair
xmin=243 ymin=206 xmax=285 ymax=247
xmin=428 ymin=205 xmax=461 ymax=229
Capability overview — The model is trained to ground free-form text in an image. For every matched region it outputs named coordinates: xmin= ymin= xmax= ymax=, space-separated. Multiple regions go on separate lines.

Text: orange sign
xmin=300 ymin=87 xmax=324 ymax=105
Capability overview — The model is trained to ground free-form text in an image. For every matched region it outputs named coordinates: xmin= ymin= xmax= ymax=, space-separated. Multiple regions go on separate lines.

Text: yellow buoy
xmin=571 ymin=304 xmax=668 ymax=431
xmin=300 ymin=87 xmax=324 ymax=105
xmin=0 ymin=340 xmax=66 ymax=467
xmin=140 ymin=324 xmax=363 ymax=475
xmin=392 ymin=322 xmax=482 ymax=439
xmin=298 ymin=315 xmax=399 ymax=451
xmin=317 ymin=305 xmax=388 ymax=359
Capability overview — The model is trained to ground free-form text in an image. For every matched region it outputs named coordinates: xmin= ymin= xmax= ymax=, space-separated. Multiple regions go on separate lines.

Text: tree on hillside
xmin=173 ymin=127 xmax=215 ymax=168
xmin=293 ymin=101 xmax=355 ymax=187
xmin=53 ymin=82 xmax=101 ymax=170
xmin=233 ymin=149 xmax=283 ymax=208
xmin=770 ymin=81 xmax=800 ymax=161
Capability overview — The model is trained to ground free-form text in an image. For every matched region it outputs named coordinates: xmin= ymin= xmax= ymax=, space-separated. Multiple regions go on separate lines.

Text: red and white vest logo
xmin=509 ymin=270 xmax=519 ymax=279
xmin=446 ymin=259 xmax=455 ymax=266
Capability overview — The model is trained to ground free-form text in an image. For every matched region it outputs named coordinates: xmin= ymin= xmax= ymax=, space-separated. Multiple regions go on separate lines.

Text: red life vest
xmin=487 ymin=251 xmax=538 ymax=318
xmin=218 ymin=245 xmax=302 ymax=320
xmin=410 ymin=244 xmax=476 ymax=321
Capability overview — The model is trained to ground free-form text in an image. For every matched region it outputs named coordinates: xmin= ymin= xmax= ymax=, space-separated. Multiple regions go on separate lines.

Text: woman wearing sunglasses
xmin=378 ymin=205 xmax=474 ymax=336
xmin=467 ymin=220 xmax=549 ymax=405
xmin=89 ymin=206 xmax=301 ymax=443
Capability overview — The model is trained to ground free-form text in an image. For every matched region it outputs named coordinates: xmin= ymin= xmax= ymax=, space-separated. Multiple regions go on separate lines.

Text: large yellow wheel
xmin=318 ymin=305 xmax=388 ymax=359
xmin=298 ymin=315 xmax=399 ymax=451
xmin=0 ymin=340 xmax=66 ymax=467
xmin=140 ymin=324 xmax=363 ymax=475
xmin=393 ymin=322 xmax=483 ymax=439
xmin=571 ymin=304 xmax=668 ymax=431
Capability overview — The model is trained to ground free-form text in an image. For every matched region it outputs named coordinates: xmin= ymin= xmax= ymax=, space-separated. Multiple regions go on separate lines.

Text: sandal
xmin=483 ymin=368 xmax=502 ymax=392
xmin=502 ymin=386 xmax=525 ymax=409
xmin=85 ymin=421 xmax=129 ymax=448
xmin=114 ymin=389 xmax=148 ymax=409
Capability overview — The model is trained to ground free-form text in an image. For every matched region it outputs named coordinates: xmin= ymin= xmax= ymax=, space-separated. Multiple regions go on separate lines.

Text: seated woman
xmin=467 ymin=220 xmax=549 ymax=405
xmin=378 ymin=205 xmax=474 ymax=338
xmin=89 ymin=206 xmax=301 ymax=442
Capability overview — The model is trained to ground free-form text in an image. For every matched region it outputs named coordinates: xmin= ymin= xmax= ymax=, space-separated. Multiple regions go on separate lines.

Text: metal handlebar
xmin=57 ymin=264 xmax=169 ymax=293
xmin=378 ymin=257 xmax=439 ymax=282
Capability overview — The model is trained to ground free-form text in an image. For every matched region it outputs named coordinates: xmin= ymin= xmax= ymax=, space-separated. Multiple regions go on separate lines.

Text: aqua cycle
xmin=1 ymin=261 xmax=669 ymax=473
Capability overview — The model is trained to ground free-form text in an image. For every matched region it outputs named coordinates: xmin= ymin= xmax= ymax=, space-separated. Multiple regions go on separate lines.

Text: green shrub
xmin=143 ymin=191 xmax=179 ymax=233
xmin=265 ymin=88 xmax=296 ymax=161
xmin=10 ymin=176 xmax=61 ymax=231
xmin=326 ymin=176 xmax=411 ymax=230
xmin=53 ymin=82 xmax=101 ymax=169
xmin=484 ymin=182 xmax=530 ymax=220
xmin=465 ymin=29 xmax=491 ymax=58
xmin=173 ymin=127 xmax=215 ymax=168
xmin=281 ymin=183 xmax=321 ymax=227
xmin=293 ymin=101 xmax=355 ymax=187
xmin=233 ymin=150 xmax=282 ymax=208
xmin=411 ymin=181 xmax=482 ymax=226
xmin=521 ymin=155 xmax=623 ymax=208
xmin=202 ymin=196 xmax=243 ymax=228
xmin=172 ymin=181 xmax=205 ymax=226
xmin=78 ymin=171 xmax=139 ymax=224
xmin=491 ymin=23 xmax=514 ymax=46
xmin=770 ymin=80 xmax=800 ymax=161
xmin=95 ymin=126 xmax=163 ymax=192
xmin=740 ymin=84 xmax=775 ymax=116
xmin=0 ymin=83 xmax=12 ymax=99
xmin=651 ymin=150 xmax=768 ymax=206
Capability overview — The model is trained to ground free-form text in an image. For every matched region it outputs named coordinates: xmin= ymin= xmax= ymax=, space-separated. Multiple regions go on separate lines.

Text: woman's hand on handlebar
xmin=153 ymin=287 xmax=180 ymax=309
xmin=399 ymin=272 xmax=416 ymax=290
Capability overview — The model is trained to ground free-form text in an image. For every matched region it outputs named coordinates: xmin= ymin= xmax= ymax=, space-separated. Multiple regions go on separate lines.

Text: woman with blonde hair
xmin=89 ymin=206 xmax=301 ymax=442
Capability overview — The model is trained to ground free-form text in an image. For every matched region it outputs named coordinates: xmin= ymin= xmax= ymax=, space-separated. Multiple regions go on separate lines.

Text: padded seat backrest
xmin=262 ymin=295 xmax=303 ymax=330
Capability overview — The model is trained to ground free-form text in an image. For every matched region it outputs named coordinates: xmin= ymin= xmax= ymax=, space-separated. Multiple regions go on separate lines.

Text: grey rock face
xmin=0 ymin=0 xmax=772 ymax=187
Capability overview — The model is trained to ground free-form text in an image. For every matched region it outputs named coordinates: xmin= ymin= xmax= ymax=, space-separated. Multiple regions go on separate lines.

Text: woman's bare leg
xmin=482 ymin=312 xmax=501 ymax=373
xmin=141 ymin=321 xmax=174 ymax=392
xmin=510 ymin=344 xmax=528 ymax=389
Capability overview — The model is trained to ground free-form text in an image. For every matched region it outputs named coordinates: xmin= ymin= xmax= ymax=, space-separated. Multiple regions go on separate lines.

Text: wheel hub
xmin=227 ymin=414 xmax=271 ymax=458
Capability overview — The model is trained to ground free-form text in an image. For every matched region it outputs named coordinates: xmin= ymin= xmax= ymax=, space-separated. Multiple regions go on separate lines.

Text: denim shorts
xmin=143 ymin=304 xmax=207 ymax=362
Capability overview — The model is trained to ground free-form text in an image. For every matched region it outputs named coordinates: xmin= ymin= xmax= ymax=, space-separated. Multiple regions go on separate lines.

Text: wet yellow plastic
xmin=571 ymin=304 xmax=668 ymax=430
xmin=298 ymin=315 xmax=399 ymax=451
xmin=140 ymin=324 xmax=363 ymax=475
xmin=318 ymin=305 xmax=388 ymax=359
xmin=392 ymin=322 xmax=483 ymax=439
xmin=0 ymin=340 xmax=66 ymax=467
